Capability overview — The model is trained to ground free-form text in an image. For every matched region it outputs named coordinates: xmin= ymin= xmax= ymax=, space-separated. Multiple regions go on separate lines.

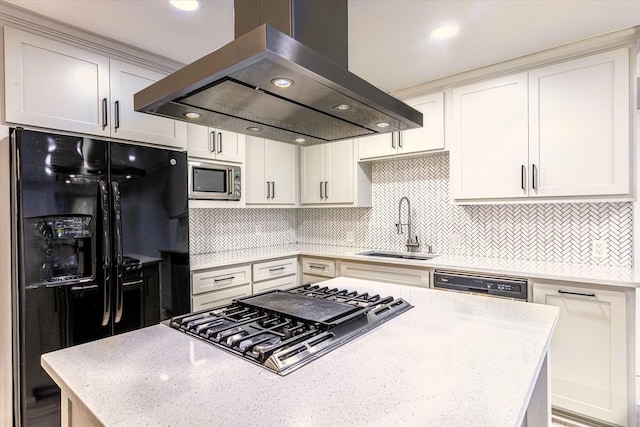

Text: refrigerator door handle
xmin=99 ymin=180 xmax=111 ymax=326
xmin=112 ymin=181 xmax=124 ymax=323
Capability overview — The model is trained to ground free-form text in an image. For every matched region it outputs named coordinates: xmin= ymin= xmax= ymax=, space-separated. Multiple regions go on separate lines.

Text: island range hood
xmin=134 ymin=0 xmax=422 ymax=146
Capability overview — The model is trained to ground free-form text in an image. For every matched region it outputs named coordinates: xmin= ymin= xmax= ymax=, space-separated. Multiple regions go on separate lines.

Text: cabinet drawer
xmin=339 ymin=261 xmax=429 ymax=288
xmin=252 ymin=257 xmax=297 ymax=283
xmin=191 ymin=284 xmax=251 ymax=311
xmin=253 ymin=274 xmax=299 ymax=294
xmin=192 ymin=265 xmax=251 ymax=295
xmin=301 ymin=257 xmax=336 ymax=278
xmin=302 ymin=274 xmax=330 ymax=285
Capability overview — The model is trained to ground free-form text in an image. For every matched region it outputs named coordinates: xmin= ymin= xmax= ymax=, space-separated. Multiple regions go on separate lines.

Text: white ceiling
xmin=4 ymin=0 xmax=640 ymax=92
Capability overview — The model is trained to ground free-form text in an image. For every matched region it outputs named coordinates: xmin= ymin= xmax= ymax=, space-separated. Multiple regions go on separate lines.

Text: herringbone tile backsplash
xmin=190 ymin=153 xmax=633 ymax=267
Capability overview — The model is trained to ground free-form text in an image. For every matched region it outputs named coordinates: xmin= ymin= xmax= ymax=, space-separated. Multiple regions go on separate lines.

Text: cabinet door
xmin=323 ymin=140 xmax=354 ymax=203
xmin=300 ymin=144 xmax=325 ymax=204
xmin=267 ymin=140 xmax=297 ymax=205
xmin=4 ymin=26 xmax=110 ymax=137
xmin=450 ymin=73 xmax=529 ymax=200
xmin=186 ymin=124 xmax=216 ymax=159
xmin=400 ymin=92 xmax=445 ymax=153
xmin=357 ymin=133 xmax=396 ymax=160
xmin=244 ymin=136 xmax=268 ymax=204
xmin=109 ymin=59 xmax=186 ymax=148
xmin=214 ymin=129 xmax=243 ymax=163
xmin=533 ymin=282 xmax=628 ymax=426
xmin=528 ymin=48 xmax=630 ymax=198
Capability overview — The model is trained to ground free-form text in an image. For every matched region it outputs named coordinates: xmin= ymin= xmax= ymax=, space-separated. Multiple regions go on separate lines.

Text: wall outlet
xmin=592 ymin=239 xmax=607 ymax=259
xmin=450 ymin=233 xmax=461 ymax=249
xmin=254 ymin=224 xmax=262 ymax=235
xmin=345 ymin=231 xmax=355 ymax=243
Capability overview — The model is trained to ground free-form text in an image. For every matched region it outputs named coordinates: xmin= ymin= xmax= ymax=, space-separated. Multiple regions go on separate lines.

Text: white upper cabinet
xmin=358 ymin=92 xmax=445 ymax=161
xmin=300 ymin=139 xmax=371 ymax=206
xmin=451 ymin=47 xmax=631 ymax=202
xmin=4 ymin=27 xmax=186 ymax=149
xmin=528 ymin=49 xmax=630 ymax=198
xmin=186 ymin=124 xmax=243 ymax=163
xmin=245 ymin=136 xmax=296 ymax=205
xmin=109 ymin=60 xmax=186 ymax=149
xmin=4 ymin=26 xmax=110 ymax=137
xmin=451 ymin=73 xmax=529 ymax=200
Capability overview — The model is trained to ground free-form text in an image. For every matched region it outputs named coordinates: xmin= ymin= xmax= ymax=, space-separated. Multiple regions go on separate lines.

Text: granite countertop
xmin=189 ymin=244 xmax=640 ymax=288
xmin=42 ymin=277 xmax=558 ymax=427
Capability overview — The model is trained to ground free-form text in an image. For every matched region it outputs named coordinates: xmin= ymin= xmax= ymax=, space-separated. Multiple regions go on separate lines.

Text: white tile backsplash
xmin=190 ymin=153 xmax=633 ymax=267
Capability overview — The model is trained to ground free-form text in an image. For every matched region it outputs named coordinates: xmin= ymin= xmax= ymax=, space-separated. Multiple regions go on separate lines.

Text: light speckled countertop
xmin=42 ymin=277 xmax=558 ymax=427
xmin=190 ymin=244 xmax=640 ymax=288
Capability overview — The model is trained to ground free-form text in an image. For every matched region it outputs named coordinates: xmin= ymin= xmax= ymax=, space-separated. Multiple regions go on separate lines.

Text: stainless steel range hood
xmin=134 ymin=0 xmax=422 ymax=146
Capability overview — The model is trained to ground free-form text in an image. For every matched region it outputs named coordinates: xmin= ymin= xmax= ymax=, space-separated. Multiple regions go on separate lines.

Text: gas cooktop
xmin=168 ymin=284 xmax=413 ymax=375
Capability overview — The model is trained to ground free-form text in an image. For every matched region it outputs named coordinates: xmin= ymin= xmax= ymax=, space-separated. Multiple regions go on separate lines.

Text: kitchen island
xmin=42 ymin=277 xmax=558 ymax=426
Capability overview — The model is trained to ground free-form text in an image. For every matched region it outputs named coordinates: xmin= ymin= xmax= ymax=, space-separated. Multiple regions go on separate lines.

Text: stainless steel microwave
xmin=188 ymin=161 xmax=241 ymax=200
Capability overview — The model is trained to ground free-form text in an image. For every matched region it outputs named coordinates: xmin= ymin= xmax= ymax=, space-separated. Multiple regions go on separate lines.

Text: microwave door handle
xmin=227 ymin=169 xmax=233 ymax=195
xmin=111 ymin=181 xmax=124 ymax=323
xmin=99 ymin=180 xmax=111 ymax=326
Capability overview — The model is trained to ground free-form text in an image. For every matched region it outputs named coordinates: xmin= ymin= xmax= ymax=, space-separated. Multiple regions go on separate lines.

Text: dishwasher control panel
xmin=433 ymin=271 xmax=528 ymax=300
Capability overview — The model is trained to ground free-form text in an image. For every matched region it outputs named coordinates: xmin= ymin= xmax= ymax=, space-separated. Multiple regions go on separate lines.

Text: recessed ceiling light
xmin=247 ymin=126 xmax=262 ymax=132
xmin=271 ymin=78 xmax=294 ymax=88
xmin=295 ymin=137 xmax=306 ymax=143
xmin=375 ymin=122 xmax=390 ymax=128
xmin=183 ymin=112 xmax=200 ymax=119
xmin=430 ymin=24 xmax=460 ymax=41
xmin=332 ymin=104 xmax=352 ymax=111
xmin=170 ymin=0 xmax=199 ymax=12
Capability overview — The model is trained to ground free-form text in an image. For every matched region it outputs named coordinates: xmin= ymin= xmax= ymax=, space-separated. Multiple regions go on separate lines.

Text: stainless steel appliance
xmin=10 ymin=128 xmax=191 ymax=426
xmin=169 ymin=284 xmax=412 ymax=375
xmin=433 ymin=270 xmax=528 ymax=300
xmin=134 ymin=0 xmax=423 ymax=146
xmin=188 ymin=161 xmax=241 ymax=200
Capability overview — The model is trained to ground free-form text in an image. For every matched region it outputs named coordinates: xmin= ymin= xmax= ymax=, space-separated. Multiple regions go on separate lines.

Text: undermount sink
xmin=357 ymin=250 xmax=439 ymax=261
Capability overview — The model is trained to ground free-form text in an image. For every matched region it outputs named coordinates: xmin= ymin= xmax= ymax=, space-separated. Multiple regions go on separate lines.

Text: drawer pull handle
xmin=214 ymin=276 xmax=235 ymax=282
xmin=558 ymin=290 xmax=596 ymax=298
xmin=269 ymin=267 xmax=285 ymax=272
xmin=309 ymin=265 xmax=326 ymax=270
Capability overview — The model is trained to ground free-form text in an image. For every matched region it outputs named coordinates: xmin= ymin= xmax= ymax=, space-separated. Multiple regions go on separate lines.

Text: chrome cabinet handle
xmin=521 ymin=165 xmax=526 ymax=190
xmin=391 ymin=133 xmax=396 ymax=149
xmin=266 ymin=181 xmax=271 ymax=199
xmin=324 ymin=181 xmax=329 ymax=199
xmin=217 ymin=132 xmax=223 ymax=154
xmin=398 ymin=132 xmax=403 ymax=148
xmin=271 ymin=182 xmax=275 ymax=199
xmin=309 ymin=265 xmax=326 ymax=270
xmin=209 ymin=131 xmax=215 ymax=153
xmin=320 ymin=182 xmax=324 ymax=199
xmin=214 ymin=276 xmax=235 ymax=282
xmin=558 ymin=290 xmax=596 ymax=298
xmin=269 ymin=267 xmax=285 ymax=272
xmin=532 ymin=164 xmax=538 ymax=190
xmin=114 ymin=100 xmax=120 ymax=130
xmin=102 ymin=98 xmax=108 ymax=130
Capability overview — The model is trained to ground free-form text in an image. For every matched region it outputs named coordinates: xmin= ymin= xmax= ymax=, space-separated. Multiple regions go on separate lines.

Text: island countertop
xmin=41 ymin=277 xmax=558 ymax=426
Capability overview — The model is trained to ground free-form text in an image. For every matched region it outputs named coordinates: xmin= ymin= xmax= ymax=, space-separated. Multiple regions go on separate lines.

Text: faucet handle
xmin=395 ymin=223 xmax=403 ymax=234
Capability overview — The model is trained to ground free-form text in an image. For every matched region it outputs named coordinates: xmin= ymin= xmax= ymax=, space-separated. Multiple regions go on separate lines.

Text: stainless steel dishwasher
xmin=433 ymin=270 xmax=528 ymax=301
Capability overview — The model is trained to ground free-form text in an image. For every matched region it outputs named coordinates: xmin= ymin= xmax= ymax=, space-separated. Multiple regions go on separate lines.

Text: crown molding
xmin=393 ymin=25 xmax=640 ymax=100
xmin=0 ymin=0 xmax=184 ymax=74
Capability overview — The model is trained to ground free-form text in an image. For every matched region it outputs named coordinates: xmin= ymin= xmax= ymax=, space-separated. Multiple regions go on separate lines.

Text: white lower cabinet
xmin=252 ymin=257 xmax=297 ymax=284
xmin=192 ymin=284 xmax=252 ymax=311
xmin=191 ymin=264 xmax=252 ymax=310
xmin=301 ymin=257 xmax=336 ymax=284
xmin=253 ymin=274 xmax=298 ymax=293
xmin=338 ymin=261 xmax=430 ymax=288
xmin=532 ymin=282 xmax=631 ymax=426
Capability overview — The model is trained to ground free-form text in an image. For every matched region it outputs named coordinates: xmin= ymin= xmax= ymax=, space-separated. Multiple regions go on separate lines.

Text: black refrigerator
xmin=10 ymin=128 xmax=191 ymax=426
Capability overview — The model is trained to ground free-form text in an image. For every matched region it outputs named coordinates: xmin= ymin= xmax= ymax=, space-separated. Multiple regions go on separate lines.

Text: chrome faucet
xmin=396 ymin=196 xmax=419 ymax=252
